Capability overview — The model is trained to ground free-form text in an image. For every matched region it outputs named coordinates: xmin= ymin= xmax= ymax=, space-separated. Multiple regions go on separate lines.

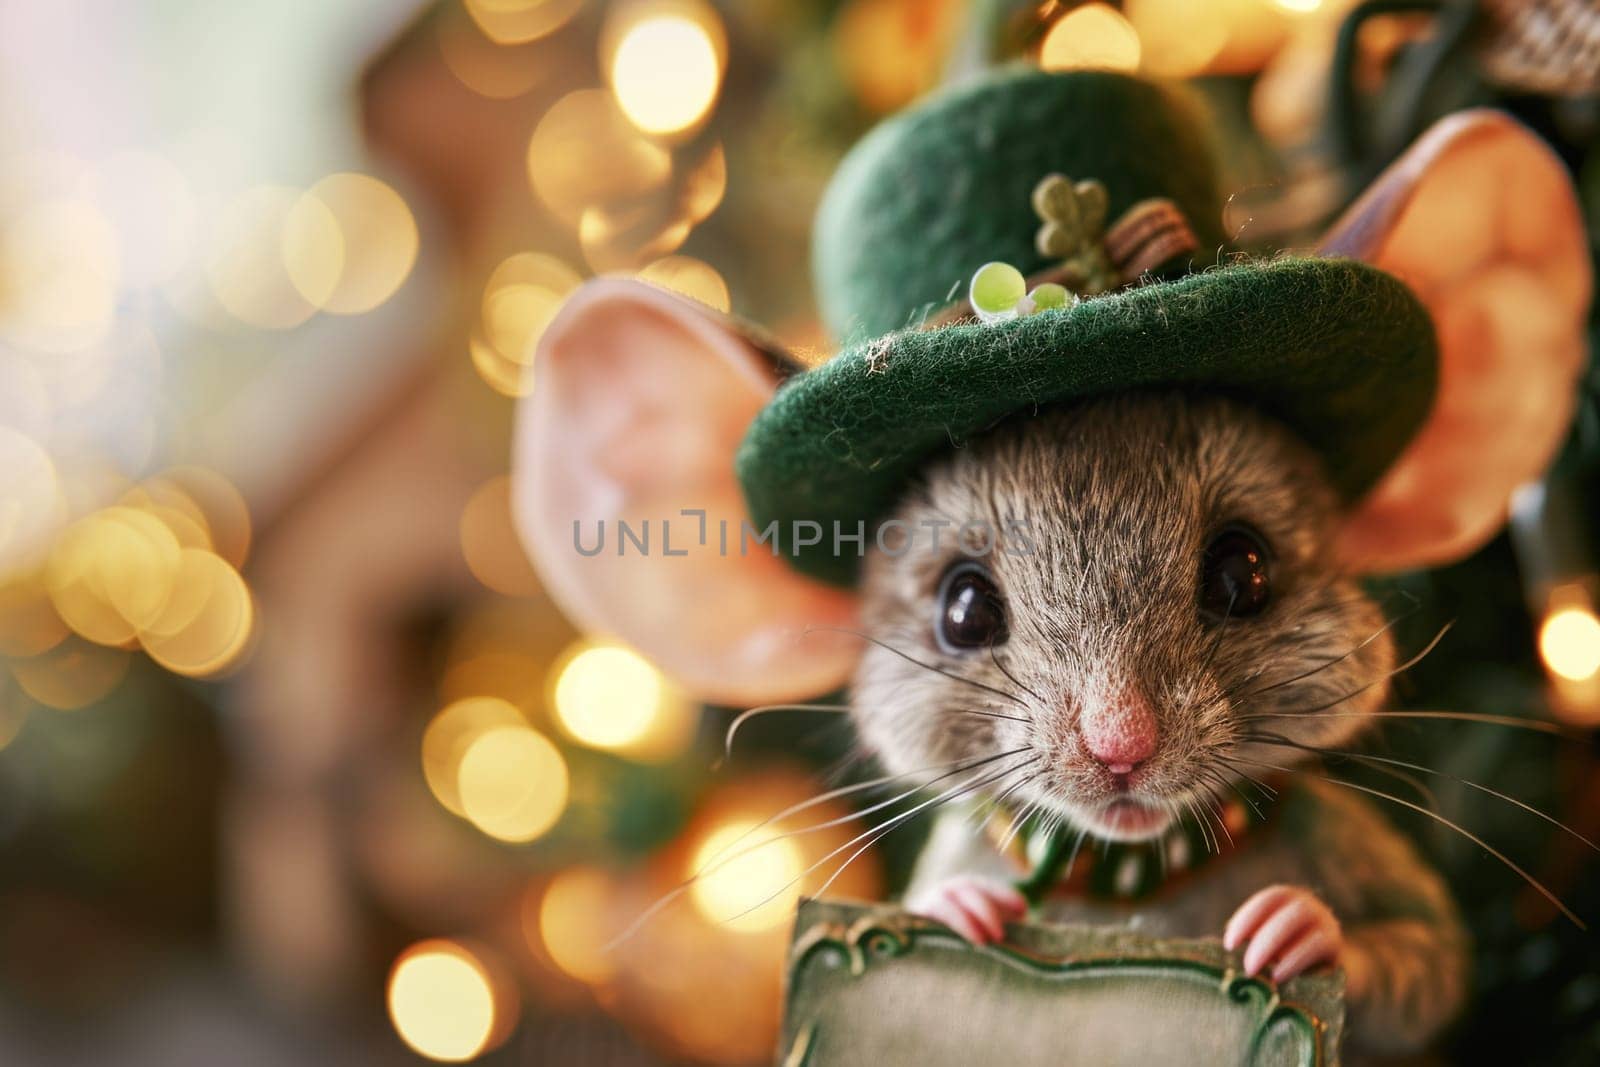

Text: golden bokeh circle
xmin=607 ymin=13 xmax=723 ymax=136
xmin=1039 ymin=2 xmax=1142 ymax=72
xmin=463 ymin=0 xmax=583 ymax=45
xmin=459 ymin=475 xmax=542 ymax=597
xmin=526 ymin=90 xmax=672 ymax=224
xmin=387 ymin=940 xmax=497 ymax=1062
xmin=535 ymin=867 xmax=618 ymax=985
xmin=0 ymin=196 xmax=121 ymax=352
xmin=289 ymin=173 xmax=418 ymax=314
xmin=1541 ymin=607 xmax=1600 ymax=683
xmin=422 ymin=696 xmax=528 ymax=816
xmin=11 ymin=639 xmax=130 ymax=711
xmin=636 ymin=255 xmax=730 ymax=312
xmin=458 ymin=725 xmax=569 ymax=843
xmin=206 ymin=185 xmax=341 ymax=330
xmin=688 ymin=818 xmax=806 ymax=933
xmin=138 ymin=548 xmax=254 ymax=678
xmin=0 ymin=426 xmax=65 ymax=582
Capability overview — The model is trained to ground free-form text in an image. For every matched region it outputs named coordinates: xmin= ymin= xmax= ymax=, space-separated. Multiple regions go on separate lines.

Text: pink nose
xmin=1081 ymin=691 xmax=1159 ymax=774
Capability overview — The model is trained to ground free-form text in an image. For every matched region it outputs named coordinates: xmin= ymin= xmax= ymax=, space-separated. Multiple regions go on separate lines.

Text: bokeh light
xmin=148 ymin=466 xmax=252 ymax=569
xmin=480 ymin=252 xmax=581 ymax=366
xmin=607 ymin=11 xmax=724 ymax=137
xmin=463 ymin=0 xmax=583 ymax=45
xmin=526 ymin=90 xmax=672 ymax=225
xmin=689 ymin=818 xmax=806 ymax=933
xmin=287 ymin=173 xmax=418 ymax=314
xmin=680 ymin=142 xmax=727 ymax=225
xmin=471 ymin=252 xmax=581 ymax=395
xmin=459 ymin=475 xmax=542 ymax=597
xmin=635 ymin=255 xmax=730 ymax=312
xmin=40 ymin=497 xmax=256 ymax=679
xmin=46 ymin=510 xmax=147 ymax=646
xmin=1038 ymin=2 xmax=1142 ymax=73
xmin=206 ymin=185 xmax=341 ymax=330
xmin=387 ymin=940 xmax=497 ymax=1062
xmin=138 ymin=547 xmax=255 ymax=678
xmin=458 ymin=725 xmax=569 ymax=842
xmin=0 ymin=427 xmax=65 ymax=582
xmin=10 ymin=639 xmax=130 ymax=711
xmin=1540 ymin=607 xmax=1600 ymax=683
xmin=0 ymin=577 xmax=69 ymax=659
xmin=551 ymin=640 xmax=697 ymax=760
xmin=534 ymin=867 xmax=618 ymax=985
xmin=437 ymin=5 xmax=545 ymax=99
xmin=0 ymin=195 xmax=121 ymax=353
xmin=577 ymin=208 xmax=690 ymax=273
xmin=834 ymin=0 xmax=961 ymax=113
xmin=469 ymin=334 xmax=533 ymax=398
xmin=422 ymin=696 xmax=527 ymax=816
xmin=1126 ymin=0 xmax=1230 ymax=77
xmin=89 ymin=507 xmax=183 ymax=631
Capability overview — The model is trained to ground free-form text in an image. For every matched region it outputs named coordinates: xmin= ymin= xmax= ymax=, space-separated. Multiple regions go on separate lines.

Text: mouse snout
xmin=1079 ymin=689 xmax=1158 ymax=779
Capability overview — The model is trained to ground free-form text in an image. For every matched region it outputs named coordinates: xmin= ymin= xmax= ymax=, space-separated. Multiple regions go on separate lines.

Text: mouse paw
xmin=905 ymin=876 xmax=1027 ymax=945
xmin=1223 ymin=884 xmax=1343 ymax=982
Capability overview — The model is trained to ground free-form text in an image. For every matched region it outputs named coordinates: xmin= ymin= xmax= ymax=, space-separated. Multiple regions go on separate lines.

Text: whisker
xmin=1185 ymin=797 xmax=1216 ymax=855
xmin=989 ymin=641 xmax=1045 ymax=704
xmin=1238 ymin=708 xmax=1575 ymax=736
xmin=956 ymin=707 xmax=1031 ymax=724
xmin=1214 ymin=756 xmax=1279 ymax=800
xmin=980 ymin=772 xmax=1039 ymax=834
xmin=1239 ymin=732 xmax=1440 ymax=811
xmin=721 ymin=703 xmax=850 ymax=762
xmin=996 ymin=796 xmax=1043 ymax=854
xmin=1235 ymin=621 xmax=1455 ymax=723
xmin=1203 ymin=766 xmax=1264 ymax=821
xmin=1196 ymin=782 xmax=1234 ymax=849
xmin=609 ymin=748 xmax=1030 ymax=949
xmin=1245 ymin=736 xmax=1599 ymax=854
xmin=746 ymin=755 xmax=1043 ymax=922
xmin=805 ymin=626 xmax=1028 ymax=707
xmin=1233 ymin=595 xmax=1421 ymax=700
xmin=698 ymin=751 xmax=1031 ymax=873
xmin=1199 ymin=589 xmax=1237 ymax=678
xmin=1063 ymin=825 xmax=1089 ymax=880
xmin=1232 ymin=756 xmax=1587 ymax=930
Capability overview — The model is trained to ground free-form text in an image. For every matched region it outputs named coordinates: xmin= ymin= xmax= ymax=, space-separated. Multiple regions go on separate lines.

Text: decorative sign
xmin=781 ymin=899 xmax=1344 ymax=1067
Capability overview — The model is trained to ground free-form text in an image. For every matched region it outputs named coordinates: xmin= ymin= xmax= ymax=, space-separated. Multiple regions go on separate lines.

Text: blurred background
xmin=0 ymin=0 xmax=1598 ymax=1063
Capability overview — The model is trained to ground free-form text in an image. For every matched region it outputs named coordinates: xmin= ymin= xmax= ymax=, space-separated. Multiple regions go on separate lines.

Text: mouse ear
xmin=1318 ymin=110 xmax=1591 ymax=574
xmin=512 ymin=278 xmax=861 ymax=706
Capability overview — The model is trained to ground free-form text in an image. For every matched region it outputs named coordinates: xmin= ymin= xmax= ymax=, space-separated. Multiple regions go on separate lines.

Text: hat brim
xmin=735 ymin=257 xmax=1437 ymax=586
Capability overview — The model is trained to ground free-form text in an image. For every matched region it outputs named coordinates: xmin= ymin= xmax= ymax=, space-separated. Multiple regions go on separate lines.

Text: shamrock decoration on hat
xmin=512 ymin=67 xmax=1590 ymax=706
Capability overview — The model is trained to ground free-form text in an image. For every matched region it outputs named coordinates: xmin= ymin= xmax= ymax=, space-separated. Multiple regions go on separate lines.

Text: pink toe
xmin=1224 ymin=885 xmax=1295 ymax=951
xmin=952 ymin=884 xmax=1004 ymax=941
xmin=1272 ymin=926 xmax=1340 ymax=981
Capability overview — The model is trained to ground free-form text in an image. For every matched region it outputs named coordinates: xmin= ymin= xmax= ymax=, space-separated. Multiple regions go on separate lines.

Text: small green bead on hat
xmin=735 ymin=67 xmax=1437 ymax=587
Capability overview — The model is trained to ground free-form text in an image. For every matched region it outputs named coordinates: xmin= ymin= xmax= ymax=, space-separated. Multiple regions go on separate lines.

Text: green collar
xmin=987 ymin=794 xmax=1275 ymax=907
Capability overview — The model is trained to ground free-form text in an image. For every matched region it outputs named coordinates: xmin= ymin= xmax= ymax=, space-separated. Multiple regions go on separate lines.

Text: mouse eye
xmin=936 ymin=562 xmax=1009 ymax=652
xmin=1200 ymin=526 xmax=1271 ymax=621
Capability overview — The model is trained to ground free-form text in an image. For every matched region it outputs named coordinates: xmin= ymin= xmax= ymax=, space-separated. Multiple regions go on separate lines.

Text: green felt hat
xmin=735 ymin=67 xmax=1438 ymax=587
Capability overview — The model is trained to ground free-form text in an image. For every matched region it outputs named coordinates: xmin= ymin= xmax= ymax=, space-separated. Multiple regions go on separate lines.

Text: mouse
xmin=511 ymin=71 xmax=1589 ymax=1061
xmin=857 ymin=390 xmax=1466 ymax=1055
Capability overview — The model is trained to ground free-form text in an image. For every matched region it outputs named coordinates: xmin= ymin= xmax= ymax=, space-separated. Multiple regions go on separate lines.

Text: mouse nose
xmin=1080 ymin=690 xmax=1158 ymax=775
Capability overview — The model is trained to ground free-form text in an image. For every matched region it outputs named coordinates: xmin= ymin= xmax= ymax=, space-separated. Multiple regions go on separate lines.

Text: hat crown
xmin=813 ymin=68 xmax=1228 ymax=341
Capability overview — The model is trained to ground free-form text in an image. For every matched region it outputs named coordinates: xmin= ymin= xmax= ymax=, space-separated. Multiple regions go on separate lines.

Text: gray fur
xmin=852 ymin=392 xmax=1467 ymax=1055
